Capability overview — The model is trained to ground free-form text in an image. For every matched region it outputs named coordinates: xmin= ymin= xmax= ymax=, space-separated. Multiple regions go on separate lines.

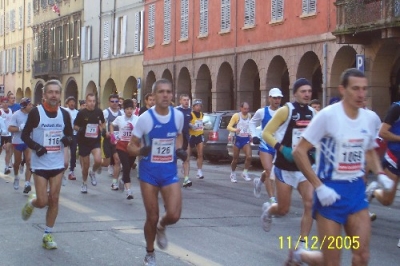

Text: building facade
xmin=31 ymin=0 xmax=82 ymax=105
xmin=0 ymin=0 xmax=34 ymax=101
xmin=142 ymin=0 xmax=399 ymax=118
xmin=82 ymin=0 xmax=144 ymax=108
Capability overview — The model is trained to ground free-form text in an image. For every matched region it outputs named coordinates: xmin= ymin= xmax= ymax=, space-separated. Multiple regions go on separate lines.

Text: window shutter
xmin=221 ymin=0 xmax=231 ymax=31
xmin=200 ymin=0 xmax=208 ymax=35
xmin=121 ymin=15 xmax=127 ymax=54
xmin=134 ymin=12 xmax=140 ymax=52
xmin=19 ymin=6 xmax=23 ymax=30
xmin=27 ymin=2 xmax=32 ymax=26
xmin=140 ymin=10 xmax=144 ymax=51
xmin=148 ymin=4 xmax=155 ymax=46
xmin=277 ymin=0 xmax=284 ymax=20
xmin=81 ymin=26 xmax=86 ymax=60
xmin=244 ymin=0 xmax=255 ymax=26
xmin=26 ymin=43 xmax=31 ymax=70
xmin=163 ymin=0 xmax=171 ymax=43
xmin=103 ymin=20 xmax=110 ymax=58
xmin=310 ymin=0 xmax=316 ymax=13
xmin=87 ymin=26 xmax=92 ymax=60
xmin=180 ymin=0 xmax=189 ymax=39
xmin=18 ymin=46 xmax=22 ymax=72
xmin=12 ymin=48 xmax=16 ymax=73
xmin=113 ymin=17 xmax=119 ymax=55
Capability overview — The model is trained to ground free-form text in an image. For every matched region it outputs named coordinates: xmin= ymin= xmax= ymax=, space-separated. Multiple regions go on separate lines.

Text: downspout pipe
xmin=322 ymin=42 xmax=328 ymax=107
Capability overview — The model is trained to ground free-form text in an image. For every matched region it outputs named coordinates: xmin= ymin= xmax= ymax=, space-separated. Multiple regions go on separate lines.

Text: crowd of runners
xmin=2 ymin=68 xmax=399 ymax=265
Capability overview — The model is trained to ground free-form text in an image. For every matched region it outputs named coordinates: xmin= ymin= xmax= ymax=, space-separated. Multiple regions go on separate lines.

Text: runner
xmin=127 ymin=79 xmax=186 ymax=266
xmin=8 ymin=93 xmax=21 ymax=113
xmin=102 ymin=94 xmax=122 ymax=190
xmin=227 ymin=102 xmax=252 ymax=183
xmin=287 ymin=68 xmax=393 ymax=265
xmin=176 ymin=94 xmax=193 ymax=188
xmin=189 ymin=99 xmax=205 ymax=180
xmin=262 ymin=78 xmax=315 ymax=245
xmin=74 ymin=93 xmax=105 ymax=193
xmin=63 ymin=96 xmax=79 ymax=181
xmin=309 ymin=99 xmax=321 ymax=113
xmin=110 ymin=99 xmax=139 ymax=199
xmin=0 ymin=96 xmax=14 ymax=174
xmin=251 ymin=88 xmax=283 ymax=203
xmin=132 ymin=98 xmax=140 ymax=116
xmin=79 ymin=100 xmax=86 ymax=110
xmin=139 ymin=93 xmax=155 ymax=116
xmin=8 ymin=98 xmax=33 ymax=192
xmin=20 ymin=79 xmax=73 ymax=249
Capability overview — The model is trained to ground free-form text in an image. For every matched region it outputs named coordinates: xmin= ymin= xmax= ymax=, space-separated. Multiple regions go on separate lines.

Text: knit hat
xmin=293 ymin=78 xmax=312 ymax=94
xmin=192 ymin=99 xmax=202 ymax=106
xmin=123 ymin=99 xmax=134 ymax=109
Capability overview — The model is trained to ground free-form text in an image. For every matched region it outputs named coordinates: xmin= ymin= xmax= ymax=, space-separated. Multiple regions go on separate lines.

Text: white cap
xmin=192 ymin=99 xmax=202 ymax=106
xmin=269 ymin=88 xmax=283 ymax=97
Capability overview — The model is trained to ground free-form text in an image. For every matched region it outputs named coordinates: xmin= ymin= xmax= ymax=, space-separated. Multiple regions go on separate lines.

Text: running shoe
xmin=143 ymin=252 xmax=156 ymax=266
xmin=397 ymin=238 xmax=400 ymax=248
xmin=269 ymin=197 xmax=277 ymax=204
xmin=126 ymin=189 xmax=134 ymax=200
xmin=42 ymin=233 xmax=57 ymax=249
xmin=13 ymin=177 xmax=20 ymax=190
xmin=156 ymin=224 xmax=168 ymax=250
xmin=182 ymin=178 xmax=192 ymax=188
xmin=68 ymin=171 xmax=76 ymax=180
xmin=81 ymin=184 xmax=88 ymax=194
xmin=196 ymin=170 xmax=204 ymax=179
xmin=22 ymin=193 xmax=36 ymax=221
xmin=111 ymin=182 xmax=119 ymax=190
xmin=253 ymin=177 xmax=262 ymax=198
xmin=4 ymin=167 xmax=10 ymax=175
xmin=242 ymin=172 xmax=251 ymax=181
xmin=23 ymin=184 xmax=31 ymax=194
xmin=369 ymin=211 xmax=377 ymax=222
xmin=366 ymin=181 xmax=378 ymax=202
xmin=89 ymin=170 xmax=97 ymax=186
xmin=230 ymin=173 xmax=237 ymax=183
xmin=284 ymin=249 xmax=302 ymax=266
xmin=261 ymin=202 xmax=272 ymax=232
xmin=19 ymin=164 xmax=24 ymax=175
xmin=62 ymin=175 xmax=67 ymax=186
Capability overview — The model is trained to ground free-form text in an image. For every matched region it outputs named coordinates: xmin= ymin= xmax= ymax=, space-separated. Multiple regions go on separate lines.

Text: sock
xmin=44 ymin=226 xmax=53 ymax=234
xmin=184 ymin=176 xmax=189 ymax=181
xmin=146 ymin=249 xmax=155 ymax=254
xmin=270 ymin=197 xmax=276 ymax=203
xmin=157 ymin=220 xmax=164 ymax=230
xmin=293 ymin=247 xmax=304 ymax=262
xmin=25 ymin=181 xmax=30 ymax=186
xmin=243 ymin=169 xmax=248 ymax=174
xmin=15 ymin=174 xmax=19 ymax=179
xmin=112 ymin=178 xmax=118 ymax=184
xmin=231 ymin=171 xmax=236 ymax=174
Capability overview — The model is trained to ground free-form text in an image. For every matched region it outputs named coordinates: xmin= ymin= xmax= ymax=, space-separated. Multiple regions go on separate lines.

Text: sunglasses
xmin=110 ymin=100 xmax=119 ymax=103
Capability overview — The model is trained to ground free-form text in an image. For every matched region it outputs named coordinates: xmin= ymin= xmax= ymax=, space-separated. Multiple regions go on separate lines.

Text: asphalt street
xmin=0 ymin=155 xmax=399 ymax=266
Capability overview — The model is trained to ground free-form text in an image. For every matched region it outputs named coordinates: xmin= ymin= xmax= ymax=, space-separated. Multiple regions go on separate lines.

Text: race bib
xmin=43 ymin=130 xmax=62 ymax=153
xmin=193 ymin=120 xmax=204 ymax=131
xmin=85 ymin=124 xmax=99 ymax=138
xmin=120 ymin=129 xmax=132 ymax=141
xmin=151 ymin=138 xmax=174 ymax=163
xmin=238 ymin=125 xmax=250 ymax=137
xmin=336 ymin=138 xmax=364 ymax=174
xmin=292 ymin=128 xmax=305 ymax=149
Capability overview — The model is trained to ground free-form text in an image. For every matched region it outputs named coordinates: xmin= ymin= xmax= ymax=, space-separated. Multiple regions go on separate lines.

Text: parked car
xmin=193 ymin=111 xmax=237 ymax=163
xmin=227 ymin=126 xmax=261 ymax=162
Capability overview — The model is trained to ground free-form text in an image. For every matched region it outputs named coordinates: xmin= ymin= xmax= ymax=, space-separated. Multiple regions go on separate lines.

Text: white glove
xmin=19 ymin=124 xmax=25 ymax=132
xmin=377 ymin=174 xmax=394 ymax=191
xmin=315 ymin=184 xmax=341 ymax=206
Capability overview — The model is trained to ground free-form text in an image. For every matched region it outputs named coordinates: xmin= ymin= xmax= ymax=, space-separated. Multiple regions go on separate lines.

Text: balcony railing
xmin=334 ymin=0 xmax=400 ymax=41
xmin=33 ymin=59 xmax=61 ymax=78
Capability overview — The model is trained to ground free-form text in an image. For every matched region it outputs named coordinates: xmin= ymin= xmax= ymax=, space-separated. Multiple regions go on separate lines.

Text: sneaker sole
xmin=370 ymin=213 xmax=377 ymax=222
xmin=42 ymin=243 xmax=57 ymax=250
xmin=182 ymin=182 xmax=192 ymax=188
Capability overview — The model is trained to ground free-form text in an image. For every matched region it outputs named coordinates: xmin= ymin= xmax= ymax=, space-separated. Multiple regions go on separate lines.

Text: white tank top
xmin=31 ymin=105 xmax=65 ymax=171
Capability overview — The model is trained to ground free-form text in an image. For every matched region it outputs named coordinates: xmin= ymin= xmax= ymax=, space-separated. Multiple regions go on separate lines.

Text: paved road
xmin=0 ymin=156 xmax=399 ymax=266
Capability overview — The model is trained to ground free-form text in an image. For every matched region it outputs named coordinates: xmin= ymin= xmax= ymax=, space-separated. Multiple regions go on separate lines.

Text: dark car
xmin=197 ymin=111 xmax=237 ymax=163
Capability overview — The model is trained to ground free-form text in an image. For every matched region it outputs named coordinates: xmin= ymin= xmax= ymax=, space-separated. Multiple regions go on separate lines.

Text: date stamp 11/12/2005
xmin=279 ymin=235 xmax=360 ymax=250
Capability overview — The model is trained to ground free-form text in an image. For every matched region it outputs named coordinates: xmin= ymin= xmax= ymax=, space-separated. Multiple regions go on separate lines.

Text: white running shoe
xmin=242 ymin=172 xmax=251 ymax=181
xmin=81 ymin=184 xmax=88 ymax=193
xmin=13 ymin=176 xmax=20 ymax=190
xmin=19 ymin=164 xmax=24 ymax=175
xmin=89 ymin=170 xmax=97 ymax=186
xmin=230 ymin=173 xmax=237 ymax=183
xmin=156 ymin=224 xmax=168 ymax=250
xmin=143 ymin=252 xmax=156 ymax=266
xmin=196 ymin=170 xmax=204 ymax=179
xmin=253 ymin=177 xmax=262 ymax=198
xmin=261 ymin=202 xmax=272 ymax=232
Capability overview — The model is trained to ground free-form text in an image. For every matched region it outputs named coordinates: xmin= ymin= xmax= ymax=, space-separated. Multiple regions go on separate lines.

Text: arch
xmin=162 ymin=69 xmax=173 ymax=84
xmin=123 ymin=76 xmax=138 ymax=100
xmin=177 ymin=67 xmax=192 ymax=103
xmin=34 ymin=81 xmax=44 ymax=105
xmin=195 ymin=64 xmax=212 ymax=112
xmin=85 ymin=80 xmax=98 ymax=97
xmin=297 ymin=51 xmax=322 ymax=102
xmin=330 ymin=46 xmax=357 ymax=100
xmin=266 ymin=56 xmax=290 ymax=104
xmin=239 ymin=59 xmax=260 ymax=111
xmin=25 ymin=87 xmax=31 ymax=99
xmin=216 ymin=62 xmax=234 ymax=111
xmin=65 ymin=78 xmax=78 ymax=104
xmin=15 ymin=88 xmax=23 ymax=102
xmin=144 ymin=71 xmax=156 ymax=96
xmin=103 ymin=78 xmax=117 ymax=108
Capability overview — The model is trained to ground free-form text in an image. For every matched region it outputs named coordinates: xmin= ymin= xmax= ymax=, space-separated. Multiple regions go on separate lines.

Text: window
xmin=148 ymin=4 xmax=155 ymax=46
xmin=41 ymin=0 xmax=47 ymax=9
xmin=163 ymin=0 xmax=171 ymax=43
xmin=5 ymin=12 xmax=8 ymax=34
xmin=271 ymin=0 xmax=284 ymax=21
xmin=103 ymin=20 xmax=110 ymax=58
xmin=34 ymin=32 xmax=38 ymax=60
xmin=199 ymin=0 xmax=208 ymax=36
xmin=180 ymin=0 xmax=189 ymax=40
xmin=18 ymin=6 xmax=23 ymax=30
xmin=221 ymin=0 xmax=230 ymax=32
xmin=27 ymin=2 xmax=32 ymax=26
xmin=244 ymin=0 xmax=255 ymax=26
xmin=2 ymin=50 xmax=7 ymax=74
xmin=57 ymin=26 xmax=63 ymax=58
xmin=134 ymin=11 xmax=143 ymax=52
xmin=81 ymin=26 xmax=92 ymax=60
xmin=0 ymin=15 xmax=3 ymax=36
xmin=26 ymin=43 xmax=31 ymax=70
xmin=114 ymin=16 xmax=127 ymax=55
xmin=42 ymin=28 xmax=49 ymax=60
xmin=302 ymin=0 xmax=316 ymax=15
xmin=18 ymin=46 xmax=22 ymax=72
xmin=10 ymin=9 xmax=15 ymax=31
xmin=69 ymin=22 xmax=74 ymax=57
xmin=75 ymin=20 xmax=80 ymax=56
xmin=48 ymin=0 xmax=54 ymax=4
xmin=11 ymin=48 xmax=16 ymax=74
xmin=33 ymin=0 xmax=39 ymax=12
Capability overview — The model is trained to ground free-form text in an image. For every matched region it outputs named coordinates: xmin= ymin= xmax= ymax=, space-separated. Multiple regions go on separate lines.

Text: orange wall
xmin=144 ymin=0 xmax=337 ymax=61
